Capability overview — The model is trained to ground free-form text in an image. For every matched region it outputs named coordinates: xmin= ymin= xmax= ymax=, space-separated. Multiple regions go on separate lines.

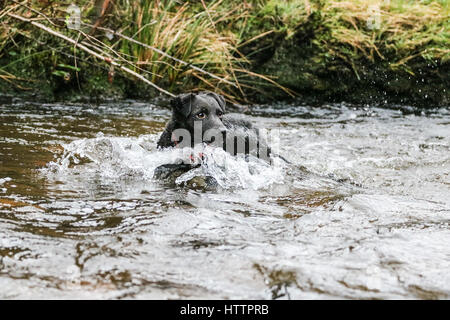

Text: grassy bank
xmin=239 ymin=0 xmax=449 ymax=105
xmin=0 ymin=0 xmax=448 ymax=106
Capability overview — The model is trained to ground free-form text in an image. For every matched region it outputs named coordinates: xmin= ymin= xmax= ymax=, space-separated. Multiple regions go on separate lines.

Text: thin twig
xmin=74 ymin=32 xmax=81 ymax=91
xmin=78 ymin=33 xmax=162 ymax=79
xmin=16 ymin=29 xmax=111 ymax=73
xmin=0 ymin=3 xmax=20 ymax=19
xmin=10 ymin=0 xmax=58 ymax=27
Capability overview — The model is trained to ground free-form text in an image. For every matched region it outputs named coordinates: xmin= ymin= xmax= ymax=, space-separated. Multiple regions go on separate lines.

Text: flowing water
xmin=0 ymin=98 xmax=449 ymax=299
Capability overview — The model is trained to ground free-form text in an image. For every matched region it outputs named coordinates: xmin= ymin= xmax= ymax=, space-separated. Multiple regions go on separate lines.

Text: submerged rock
xmin=153 ymin=163 xmax=196 ymax=181
xmin=153 ymin=162 xmax=218 ymax=190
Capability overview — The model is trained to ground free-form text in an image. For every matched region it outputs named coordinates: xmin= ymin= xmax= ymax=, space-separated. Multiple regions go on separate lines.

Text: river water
xmin=0 ymin=98 xmax=449 ymax=299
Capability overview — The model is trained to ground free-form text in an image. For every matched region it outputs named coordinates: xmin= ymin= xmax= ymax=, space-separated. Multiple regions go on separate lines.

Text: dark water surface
xmin=0 ymin=99 xmax=449 ymax=299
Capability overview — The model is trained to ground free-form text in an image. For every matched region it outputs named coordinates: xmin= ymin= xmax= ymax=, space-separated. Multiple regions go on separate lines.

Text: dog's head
xmin=170 ymin=91 xmax=227 ymax=144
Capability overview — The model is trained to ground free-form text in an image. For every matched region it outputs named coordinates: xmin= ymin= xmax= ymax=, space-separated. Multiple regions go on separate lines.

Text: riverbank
xmin=0 ymin=0 xmax=448 ymax=106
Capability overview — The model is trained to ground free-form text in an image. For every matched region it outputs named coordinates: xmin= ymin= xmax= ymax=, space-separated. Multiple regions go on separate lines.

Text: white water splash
xmin=44 ymin=134 xmax=286 ymax=190
xmin=175 ymin=145 xmax=286 ymax=190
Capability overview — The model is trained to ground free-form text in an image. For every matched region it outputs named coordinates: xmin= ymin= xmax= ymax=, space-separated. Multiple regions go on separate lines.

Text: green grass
xmin=234 ymin=0 xmax=449 ymax=69
xmin=116 ymin=0 xmax=247 ymax=100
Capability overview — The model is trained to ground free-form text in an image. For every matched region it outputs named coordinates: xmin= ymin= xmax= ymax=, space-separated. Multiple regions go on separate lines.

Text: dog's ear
xmin=170 ymin=93 xmax=195 ymax=117
xmin=206 ymin=92 xmax=226 ymax=112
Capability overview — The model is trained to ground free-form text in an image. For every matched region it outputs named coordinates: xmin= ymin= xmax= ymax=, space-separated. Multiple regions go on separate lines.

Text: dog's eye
xmin=217 ymin=111 xmax=224 ymax=118
xmin=196 ymin=112 xmax=206 ymax=119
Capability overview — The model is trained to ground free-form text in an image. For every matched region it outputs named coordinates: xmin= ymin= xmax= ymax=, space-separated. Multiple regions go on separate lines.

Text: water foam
xmin=175 ymin=145 xmax=286 ymax=190
xmin=44 ymin=133 xmax=286 ymax=191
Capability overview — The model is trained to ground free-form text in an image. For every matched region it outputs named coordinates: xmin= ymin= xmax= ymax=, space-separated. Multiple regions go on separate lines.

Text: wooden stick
xmin=8 ymin=13 xmax=176 ymax=97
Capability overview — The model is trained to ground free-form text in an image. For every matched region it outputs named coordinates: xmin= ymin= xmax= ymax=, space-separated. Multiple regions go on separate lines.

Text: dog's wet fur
xmin=157 ymin=91 xmax=257 ymax=150
xmin=154 ymin=91 xmax=283 ymax=185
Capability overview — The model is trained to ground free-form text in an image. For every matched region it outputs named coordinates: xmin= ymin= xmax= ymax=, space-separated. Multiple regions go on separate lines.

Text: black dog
xmin=154 ymin=91 xmax=282 ymax=183
xmin=157 ymin=91 xmax=256 ymax=150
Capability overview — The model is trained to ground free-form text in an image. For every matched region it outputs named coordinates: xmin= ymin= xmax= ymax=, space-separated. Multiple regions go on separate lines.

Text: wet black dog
xmin=154 ymin=91 xmax=279 ymax=183
xmin=157 ymin=91 xmax=255 ymax=150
